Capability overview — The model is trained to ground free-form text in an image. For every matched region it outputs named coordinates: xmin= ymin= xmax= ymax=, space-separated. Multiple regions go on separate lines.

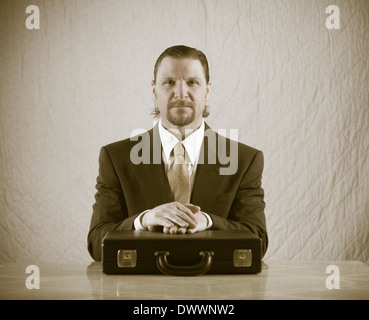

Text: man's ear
xmin=205 ymin=81 xmax=212 ymax=100
xmin=151 ymin=80 xmax=157 ymax=100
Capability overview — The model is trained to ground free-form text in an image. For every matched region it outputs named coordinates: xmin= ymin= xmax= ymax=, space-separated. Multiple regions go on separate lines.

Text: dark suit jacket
xmin=88 ymin=123 xmax=268 ymax=261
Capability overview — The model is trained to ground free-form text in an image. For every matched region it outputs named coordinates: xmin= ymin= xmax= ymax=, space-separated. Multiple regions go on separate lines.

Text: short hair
xmin=152 ymin=45 xmax=210 ymax=118
xmin=153 ymin=45 xmax=210 ymax=84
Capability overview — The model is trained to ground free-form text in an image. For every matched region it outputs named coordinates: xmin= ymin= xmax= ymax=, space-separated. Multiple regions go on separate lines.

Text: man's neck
xmin=160 ymin=120 xmax=203 ymax=141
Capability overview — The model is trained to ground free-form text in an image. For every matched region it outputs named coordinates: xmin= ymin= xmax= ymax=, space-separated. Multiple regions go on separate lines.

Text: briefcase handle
xmin=154 ymin=251 xmax=214 ymax=276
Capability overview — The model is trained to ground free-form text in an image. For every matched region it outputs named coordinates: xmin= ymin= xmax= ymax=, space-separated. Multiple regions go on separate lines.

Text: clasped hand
xmin=141 ymin=202 xmax=208 ymax=234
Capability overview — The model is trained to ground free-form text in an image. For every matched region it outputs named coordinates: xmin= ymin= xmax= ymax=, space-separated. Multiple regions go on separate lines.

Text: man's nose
xmin=174 ymin=82 xmax=188 ymax=99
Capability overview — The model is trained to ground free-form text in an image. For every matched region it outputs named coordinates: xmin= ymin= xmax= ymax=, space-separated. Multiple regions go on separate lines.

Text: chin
xmin=167 ymin=109 xmax=195 ymax=127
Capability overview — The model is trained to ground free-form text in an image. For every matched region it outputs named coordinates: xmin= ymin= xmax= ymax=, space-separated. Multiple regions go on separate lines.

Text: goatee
xmin=167 ymin=100 xmax=195 ymax=126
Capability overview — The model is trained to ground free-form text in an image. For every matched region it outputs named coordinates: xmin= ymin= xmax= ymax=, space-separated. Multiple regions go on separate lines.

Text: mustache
xmin=168 ymin=100 xmax=194 ymax=108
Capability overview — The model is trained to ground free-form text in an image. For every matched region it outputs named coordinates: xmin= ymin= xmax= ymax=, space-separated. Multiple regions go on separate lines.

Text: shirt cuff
xmin=202 ymin=211 xmax=213 ymax=229
xmin=133 ymin=210 xmax=151 ymax=230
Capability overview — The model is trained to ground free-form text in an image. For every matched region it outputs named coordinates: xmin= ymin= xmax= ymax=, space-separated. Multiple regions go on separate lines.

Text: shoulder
xmin=104 ymin=137 xmax=134 ymax=151
xmin=237 ymin=140 xmax=263 ymax=160
xmin=206 ymin=125 xmax=263 ymax=171
xmin=206 ymin=125 xmax=262 ymax=158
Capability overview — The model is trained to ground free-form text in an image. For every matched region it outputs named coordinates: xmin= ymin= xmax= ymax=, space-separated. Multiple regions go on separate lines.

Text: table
xmin=0 ymin=261 xmax=368 ymax=300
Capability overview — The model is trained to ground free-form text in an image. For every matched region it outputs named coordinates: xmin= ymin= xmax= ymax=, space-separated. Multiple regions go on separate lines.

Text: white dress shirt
xmin=134 ymin=119 xmax=213 ymax=230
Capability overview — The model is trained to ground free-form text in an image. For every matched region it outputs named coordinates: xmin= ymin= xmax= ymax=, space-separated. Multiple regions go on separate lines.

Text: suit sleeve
xmin=209 ymin=151 xmax=268 ymax=257
xmin=87 ymin=146 xmax=139 ymax=261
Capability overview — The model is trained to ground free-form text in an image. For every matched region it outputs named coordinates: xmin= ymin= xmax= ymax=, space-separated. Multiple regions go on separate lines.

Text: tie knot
xmin=173 ymin=142 xmax=185 ymax=156
xmin=172 ymin=143 xmax=185 ymax=163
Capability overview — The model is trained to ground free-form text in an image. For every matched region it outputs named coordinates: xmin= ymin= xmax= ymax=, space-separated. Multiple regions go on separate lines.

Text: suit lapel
xmin=130 ymin=124 xmax=174 ymax=208
xmin=191 ymin=126 xmax=226 ymax=212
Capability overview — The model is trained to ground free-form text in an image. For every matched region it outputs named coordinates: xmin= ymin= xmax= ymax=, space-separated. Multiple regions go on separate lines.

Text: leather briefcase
xmin=102 ymin=230 xmax=262 ymax=276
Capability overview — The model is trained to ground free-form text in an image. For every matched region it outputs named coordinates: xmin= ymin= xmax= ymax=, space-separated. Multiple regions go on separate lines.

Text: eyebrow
xmin=186 ymin=76 xmax=202 ymax=82
xmin=161 ymin=76 xmax=202 ymax=81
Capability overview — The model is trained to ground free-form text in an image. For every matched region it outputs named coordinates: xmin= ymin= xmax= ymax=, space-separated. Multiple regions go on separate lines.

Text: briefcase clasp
xmin=117 ymin=250 xmax=137 ymax=268
xmin=233 ymin=249 xmax=252 ymax=267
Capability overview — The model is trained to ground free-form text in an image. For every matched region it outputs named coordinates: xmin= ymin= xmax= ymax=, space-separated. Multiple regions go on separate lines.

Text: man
xmin=87 ymin=45 xmax=268 ymax=261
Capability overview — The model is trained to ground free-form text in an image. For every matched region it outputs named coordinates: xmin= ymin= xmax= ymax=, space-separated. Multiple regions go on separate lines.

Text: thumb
xmin=185 ymin=204 xmax=201 ymax=213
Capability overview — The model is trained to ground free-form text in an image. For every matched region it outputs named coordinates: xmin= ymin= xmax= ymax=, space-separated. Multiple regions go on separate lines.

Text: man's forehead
xmin=156 ymin=57 xmax=206 ymax=80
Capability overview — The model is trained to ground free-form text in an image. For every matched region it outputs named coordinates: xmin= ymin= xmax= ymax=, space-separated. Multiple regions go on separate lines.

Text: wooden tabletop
xmin=1 ymin=260 xmax=368 ymax=300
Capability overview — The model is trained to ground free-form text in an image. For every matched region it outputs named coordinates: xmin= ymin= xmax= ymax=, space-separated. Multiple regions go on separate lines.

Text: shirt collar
xmin=158 ymin=119 xmax=205 ymax=165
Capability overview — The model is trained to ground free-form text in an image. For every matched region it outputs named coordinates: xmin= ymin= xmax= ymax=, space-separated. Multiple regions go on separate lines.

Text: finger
xmin=163 ymin=226 xmax=170 ymax=234
xmin=186 ymin=228 xmax=197 ymax=234
xmin=169 ymin=226 xmax=178 ymax=234
xmin=149 ymin=211 xmax=189 ymax=229
xmin=177 ymin=227 xmax=187 ymax=234
xmin=175 ymin=202 xmax=195 ymax=211
xmin=164 ymin=213 xmax=190 ymax=228
xmin=149 ymin=203 xmax=196 ymax=228
xmin=152 ymin=216 xmax=175 ymax=229
xmin=171 ymin=203 xmax=197 ymax=226
xmin=184 ymin=204 xmax=201 ymax=213
xmin=162 ymin=207 xmax=193 ymax=228
xmin=148 ymin=225 xmax=160 ymax=232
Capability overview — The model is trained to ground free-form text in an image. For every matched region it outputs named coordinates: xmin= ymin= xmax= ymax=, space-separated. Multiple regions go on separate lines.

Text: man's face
xmin=152 ymin=57 xmax=211 ymax=130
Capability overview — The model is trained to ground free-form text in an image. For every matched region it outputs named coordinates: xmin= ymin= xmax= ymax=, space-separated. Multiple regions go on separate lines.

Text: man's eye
xmin=164 ymin=80 xmax=175 ymax=86
xmin=187 ymin=80 xmax=199 ymax=86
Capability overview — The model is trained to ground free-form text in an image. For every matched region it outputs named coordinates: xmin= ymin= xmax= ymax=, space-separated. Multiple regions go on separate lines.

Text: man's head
xmin=151 ymin=45 xmax=211 ymax=132
xmin=153 ymin=45 xmax=210 ymax=85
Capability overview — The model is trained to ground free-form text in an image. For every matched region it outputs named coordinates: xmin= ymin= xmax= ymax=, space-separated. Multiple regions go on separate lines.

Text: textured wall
xmin=1 ymin=0 xmax=368 ymax=264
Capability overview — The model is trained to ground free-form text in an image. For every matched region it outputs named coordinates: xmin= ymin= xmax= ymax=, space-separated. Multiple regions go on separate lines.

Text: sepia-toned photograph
xmin=0 ymin=0 xmax=368 ymax=304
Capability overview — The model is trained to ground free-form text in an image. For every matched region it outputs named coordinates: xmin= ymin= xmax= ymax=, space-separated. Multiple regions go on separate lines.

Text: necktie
xmin=167 ymin=142 xmax=191 ymax=204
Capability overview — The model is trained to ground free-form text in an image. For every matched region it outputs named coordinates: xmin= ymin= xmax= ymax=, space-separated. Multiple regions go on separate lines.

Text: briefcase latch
xmin=233 ymin=249 xmax=252 ymax=267
xmin=117 ymin=250 xmax=137 ymax=268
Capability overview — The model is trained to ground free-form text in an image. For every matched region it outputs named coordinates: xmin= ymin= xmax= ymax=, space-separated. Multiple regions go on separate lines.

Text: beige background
xmin=1 ymin=0 xmax=368 ymax=264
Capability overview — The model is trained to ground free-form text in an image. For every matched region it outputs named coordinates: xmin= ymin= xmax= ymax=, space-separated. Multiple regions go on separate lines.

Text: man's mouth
xmin=169 ymin=101 xmax=194 ymax=109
